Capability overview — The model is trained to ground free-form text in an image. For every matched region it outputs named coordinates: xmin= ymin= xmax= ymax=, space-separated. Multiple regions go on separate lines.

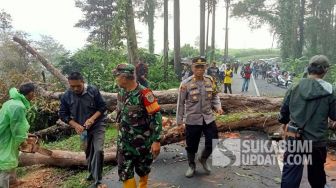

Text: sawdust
xmin=14 ymin=167 xmax=65 ymax=188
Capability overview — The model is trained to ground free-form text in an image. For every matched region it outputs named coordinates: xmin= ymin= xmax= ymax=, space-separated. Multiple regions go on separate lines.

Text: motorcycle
xmin=276 ymin=74 xmax=293 ymax=88
xmin=266 ymin=71 xmax=278 ymax=84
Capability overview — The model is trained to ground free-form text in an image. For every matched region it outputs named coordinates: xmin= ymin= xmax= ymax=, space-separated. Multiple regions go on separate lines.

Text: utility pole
xmin=224 ymin=0 xmax=230 ymax=62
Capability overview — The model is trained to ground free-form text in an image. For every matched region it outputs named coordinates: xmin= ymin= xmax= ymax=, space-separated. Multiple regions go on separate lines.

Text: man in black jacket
xmin=59 ymin=72 xmax=107 ymax=188
xmin=278 ymin=55 xmax=336 ymax=188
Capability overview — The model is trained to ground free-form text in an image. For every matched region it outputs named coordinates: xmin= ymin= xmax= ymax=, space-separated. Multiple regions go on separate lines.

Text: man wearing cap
xmin=278 ymin=55 xmax=336 ymax=188
xmin=176 ymin=57 xmax=223 ymax=178
xmin=59 ymin=72 xmax=107 ymax=188
xmin=113 ymin=63 xmax=162 ymax=188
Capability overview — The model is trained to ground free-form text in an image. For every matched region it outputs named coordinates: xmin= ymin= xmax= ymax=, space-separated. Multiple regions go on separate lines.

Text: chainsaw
xmin=19 ymin=134 xmax=53 ymax=156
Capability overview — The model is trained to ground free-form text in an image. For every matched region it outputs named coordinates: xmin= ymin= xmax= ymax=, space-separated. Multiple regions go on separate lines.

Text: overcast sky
xmin=0 ymin=0 xmax=277 ymax=53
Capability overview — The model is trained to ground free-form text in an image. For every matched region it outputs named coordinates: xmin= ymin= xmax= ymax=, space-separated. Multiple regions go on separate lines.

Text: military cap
xmin=113 ymin=63 xmax=135 ymax=76
xmin=192 ymin=57 xmax=207 ymax=65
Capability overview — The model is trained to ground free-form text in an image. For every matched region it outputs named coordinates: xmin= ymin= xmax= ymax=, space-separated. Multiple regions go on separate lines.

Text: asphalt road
xmin=98 ymin=73 xmax=335 ymax=188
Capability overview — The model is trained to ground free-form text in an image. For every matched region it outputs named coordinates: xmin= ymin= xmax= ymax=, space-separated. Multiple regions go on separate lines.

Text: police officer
xmin=113 ymin=63 xmax=162 ymax=188
xmin=176 ymin=57 xmax=223 ymax=178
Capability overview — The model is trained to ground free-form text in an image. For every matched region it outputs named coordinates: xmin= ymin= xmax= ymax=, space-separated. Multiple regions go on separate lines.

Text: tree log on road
xmin=37 ymin=88 xmax=283 ymax=113
xmin=19 ymin=149 xmax=117 ymax=167
xmin=20 ymin=113 xmax=282 ymax=167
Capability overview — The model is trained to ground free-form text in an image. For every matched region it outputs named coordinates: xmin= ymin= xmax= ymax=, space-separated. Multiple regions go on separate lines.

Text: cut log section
xmin=20 ymin=113 xmax=282 ymax=167
xmin=161 ymin=113 xmax=281 ymax=145
xmin=19 ymin=149 xmax=116 ymax=167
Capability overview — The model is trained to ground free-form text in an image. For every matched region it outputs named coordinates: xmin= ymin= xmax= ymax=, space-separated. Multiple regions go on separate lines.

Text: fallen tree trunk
xmin=19 ymin=149 xmax=116 ymax=167
xmin=13 ymin=37 xmax=70 ymax=89
xmin=34 ymin=120 xmax=73 ymax=141
xmin=37 ymin=89 xmax=283 ymax=113
xmin=161 ymin=113 xmax=281 ymax=145
xmin=20 ymin=113 xmax=282 ymax=167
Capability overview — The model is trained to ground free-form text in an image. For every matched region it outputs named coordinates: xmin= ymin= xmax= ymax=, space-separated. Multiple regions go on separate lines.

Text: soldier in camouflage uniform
xmin=113 ymin=63 xmax=162 ymax=188
xmin=177 ymin=57 xmax=223 ymax=178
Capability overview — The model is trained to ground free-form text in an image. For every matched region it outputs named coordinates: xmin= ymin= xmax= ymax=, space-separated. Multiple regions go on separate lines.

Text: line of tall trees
xmin=75 ymin=0 xmax=223 ymax=78
xmin=231 ymin=0 xmax=336 ymax=63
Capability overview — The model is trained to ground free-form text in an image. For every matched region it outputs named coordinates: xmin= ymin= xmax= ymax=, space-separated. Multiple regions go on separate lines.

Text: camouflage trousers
xmin=117 ymin=148 xmax=153 ymax=181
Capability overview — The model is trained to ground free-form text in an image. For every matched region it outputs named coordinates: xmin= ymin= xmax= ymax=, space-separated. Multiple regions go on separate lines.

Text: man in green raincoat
xmin=0 ymin=83 xmax=35 ymax=188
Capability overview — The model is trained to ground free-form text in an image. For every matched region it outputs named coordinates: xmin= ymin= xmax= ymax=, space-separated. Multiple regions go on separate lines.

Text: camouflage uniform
xmin=114 ymin=64 xmax=162 ymax=182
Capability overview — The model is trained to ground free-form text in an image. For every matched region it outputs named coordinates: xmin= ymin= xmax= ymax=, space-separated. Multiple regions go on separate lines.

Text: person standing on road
xmin=59 ymin=72 xmax=107 ymax=188
xmin=113 ymin=63 xmax=162 ymax=188
xmin=176 ymin=57 xmax=223 ymax=178
xmin=241 ymin=63 xmax=252 ymax=92
xmin=219 ymin=63 xmax=225 ymax=85
xmin=224 ymin=65 xmax=233 ymax=94
xmin=278 ymin=55 xmax=336 ymax=188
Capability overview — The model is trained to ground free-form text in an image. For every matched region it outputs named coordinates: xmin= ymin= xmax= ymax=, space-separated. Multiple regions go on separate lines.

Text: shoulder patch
xmin=145 ymin=91 xmax=155 ymax=103
xmin=204 ymin=75 xmax=214 ymax=81
xmin=141 ymin=88 xmax=160 ymax=114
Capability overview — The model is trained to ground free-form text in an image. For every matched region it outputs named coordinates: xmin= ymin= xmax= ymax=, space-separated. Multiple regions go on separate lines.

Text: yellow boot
xmin=138 ymin=175 xmax=148 ymax=188
xmin=123 ymin=177 xmax=136 ymax=188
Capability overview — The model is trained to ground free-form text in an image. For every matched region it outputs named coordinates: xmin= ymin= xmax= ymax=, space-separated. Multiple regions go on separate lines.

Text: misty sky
xmin=0 ymin=0 xmax=277 ymax=53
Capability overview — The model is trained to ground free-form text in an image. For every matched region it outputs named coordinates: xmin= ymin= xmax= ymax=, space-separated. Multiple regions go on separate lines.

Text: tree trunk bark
xmin=125 ymin=0 xmax=139 ymax=65
xmin=297 ymin=0 xmax=305 ymax=58
xmin=13 ymin=37 xmax=70 ymax=89
xmin=205 ymin=0 xmax=211 ymax=54
xmin=161 ymin=113 xmax=281 ymax=145
xmin=34 ymin=120 xmax=74 ymax=142
xmin=147 ymin=0 xmax=155 ymax=54
xmin=164 ymin=0 xmax=169 ymax=80
xmin=19 ymin=114 xmax=282 ymax=167
xmin=200 ymin=0 xmax=206 ymax=56
xmin=210 ymin=0 xmax=216 ymax=63
xmin=224 ymin=0 xmax=230 ymax=59
xmin=174 ymin=0 xmax=182 ymax=78
xmin=19 ymin=149 xmax=117 ymax=167
xmin=39 ymin=89 xmax=283 ymax=113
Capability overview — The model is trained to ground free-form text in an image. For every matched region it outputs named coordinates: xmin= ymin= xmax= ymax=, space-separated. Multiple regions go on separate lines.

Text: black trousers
xmin=224 ymin=83 xmax=232 ymax=94
xmin=83 ymin=124 xmax=106 ymax=185
xmin=185 ymin=121 xmax=218 ymax=156
xmin=281 ymin=141 xmax=327 ymax=188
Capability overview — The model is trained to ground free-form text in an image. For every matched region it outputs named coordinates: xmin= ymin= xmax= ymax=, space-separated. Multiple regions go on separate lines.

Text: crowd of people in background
xmin=180 ymin=57 xmax=296 ymax=94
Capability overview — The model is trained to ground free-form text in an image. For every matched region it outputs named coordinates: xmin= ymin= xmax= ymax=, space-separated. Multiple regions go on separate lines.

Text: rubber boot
xmin=185 ymin=153 xmax=196 ymax=178
xmin=198 ymin=149 xmax=212 ymax=174
xmin=123 ymin=177 xmax=137 ymax=188
xmin=138 ymin=175 xmax=148 ymax=188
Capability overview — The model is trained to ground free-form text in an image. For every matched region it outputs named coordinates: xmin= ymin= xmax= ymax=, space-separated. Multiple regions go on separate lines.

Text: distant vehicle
xmin=267 ymin=71 xmax=294 ymax=89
